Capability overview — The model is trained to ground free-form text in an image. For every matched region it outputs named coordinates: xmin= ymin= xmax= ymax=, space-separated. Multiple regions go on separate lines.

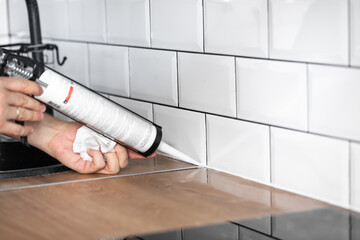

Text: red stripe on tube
xmin=64 ymin=86 xmax=74 ymax=104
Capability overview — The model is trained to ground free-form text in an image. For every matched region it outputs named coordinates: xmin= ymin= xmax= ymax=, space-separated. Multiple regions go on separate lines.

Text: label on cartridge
xmin=35 ymin=69 xmax=157 ymax=152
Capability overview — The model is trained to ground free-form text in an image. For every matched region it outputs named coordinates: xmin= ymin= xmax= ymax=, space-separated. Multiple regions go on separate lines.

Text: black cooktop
xmin=123 ymin=207 xmax=360 ymax=240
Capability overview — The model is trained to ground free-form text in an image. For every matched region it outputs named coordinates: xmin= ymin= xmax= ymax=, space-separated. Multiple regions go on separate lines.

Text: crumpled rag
xmin=73 ymin=126 xmax=116 ymax=161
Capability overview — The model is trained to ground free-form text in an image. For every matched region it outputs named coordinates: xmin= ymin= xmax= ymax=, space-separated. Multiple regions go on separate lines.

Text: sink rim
xmin=0 ymin=163 xmax=70 ymax=179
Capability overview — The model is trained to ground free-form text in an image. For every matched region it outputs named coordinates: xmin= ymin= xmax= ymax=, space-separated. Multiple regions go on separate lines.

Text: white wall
xmin=0 ymin=0 xmax=10 ymax=44
xmin=6 ymin=0 xmax=360 ymax=211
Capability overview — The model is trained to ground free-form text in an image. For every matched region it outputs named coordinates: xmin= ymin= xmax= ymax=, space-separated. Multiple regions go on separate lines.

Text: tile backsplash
xmin=269 ymin=0 xmax=349 ymax=65
xmin=2 ymin=0 xmax=360 ymax=211
xmin=106 ymin=0 xmax=150 ymax=47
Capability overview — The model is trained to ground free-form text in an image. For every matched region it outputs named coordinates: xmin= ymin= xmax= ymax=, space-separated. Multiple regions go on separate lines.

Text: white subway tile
xmin=0 ymin=0 xmax=9 ymax=36
xmin=207 ymin=115 xmax=270 ymax=184
xmin=89 ymin=44 xmax=129 ymax=97
xmin=351 ymin=142 xmax=360 ymax=212
xmin=269 ymin=0 xmax=348 ymax=65
xmin=53 ymin=41 xmax=89 ymax=86
xmin=106 ymin=0 xmax=150 ymax=47
xmin=153 ymin=105 xmax=206 ymax=165
xmin=109 ymin=96 xmax=153 ymax=121
xmin=309 ymin=65 xmax=360 ymax=141
xmin=204 ymin=0 xmax=268 ymax=58
xmin=178 ymin=53 xmax=236 ymax=117
xmin=8 ymin=0 xmax=29 ymax=37
xmin=271 ymin=127 xmax=349 ymax=207
xmin=150 ymin=0 xmax=203 ymax=51
xmin=351 ymin=0 xmax=360 ymax=67
xmin=0 ymin=36 xmax=10 ymax=45
xmin=9 ymin=36 xmax=30 ymax=45
xmin=129 ymin=48 xmax=177 ymax=106
xmin=38 ymin=0 xmax=69 ymax=39
xmin=68 ymin=0 xmax=106 ymax=42
xmin=237 ymin=58 xmax=307 ymax=131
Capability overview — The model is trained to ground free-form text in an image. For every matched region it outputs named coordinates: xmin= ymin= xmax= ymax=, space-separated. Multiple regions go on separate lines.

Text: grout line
xmin=267 ymin=0 xmax=270 ymax=59
xmin=127 ymin=47 xmax=131 ymax=98
xmin=99 ymin=91 xmax=360 ymax=145
xmin=6 ymin=0 xmax=11 ymax=38
xmin=348 ymin=0 xmax=351 ymax=66
xmin=234 ymin=57 xmax=238 ymax=118
xmin=202 ymin=0 xmax=206 ymax=53
xmin=0 ymin=166 xmax=200 ymax=192
xmin=306 ymin=63 xmax=310 ymax=133
xmin=104 ymin=0 xmax=108 ymax=43
xmin=176 ymin=51 xmax=180 ymax=107
xmin=44 ymin=38 xmax=360 ymax=70
xmin=148 ymin=0 xmax=153 ymax=47
xmin=86 ymin=43 xmax=90 ymax=87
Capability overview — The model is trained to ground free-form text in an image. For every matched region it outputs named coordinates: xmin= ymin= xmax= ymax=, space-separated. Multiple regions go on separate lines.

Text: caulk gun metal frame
xmin=0 ymin=48 xmax=45 ymax=80
xmin=0 ymin=47 xmax=46 ymax=146
xmin=0 ymin=47 xmax=163 ymax=157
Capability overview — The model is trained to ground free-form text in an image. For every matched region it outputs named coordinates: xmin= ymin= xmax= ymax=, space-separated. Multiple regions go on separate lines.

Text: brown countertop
xmin=0 ymin=156 xmax=333 ymax=239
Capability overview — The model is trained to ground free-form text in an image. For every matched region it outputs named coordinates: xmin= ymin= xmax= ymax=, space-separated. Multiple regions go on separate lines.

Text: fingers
xmin=0 ymin=121 xmax=34 ymax=137
xmin=82 ymin=146 xmax=131 ymax=175
xmin=127 ymin=149 xmax=156 ymax=160
xmin=127 ymin=150 xmax=145 ymax=159
xmin=7 ymin=106 xmax=44 ymax=122
xmin=86 ymin=149 xmax=106 ymax=172
xmin=97 ymin=152 xmax=120 ymax=174
xmin=2 ymin=77 xmax=43 ymax=96
xmin=115 ymin=145 xmax=129 ymax=168
xmin=7 ymin=91 xmax=46 ymax=112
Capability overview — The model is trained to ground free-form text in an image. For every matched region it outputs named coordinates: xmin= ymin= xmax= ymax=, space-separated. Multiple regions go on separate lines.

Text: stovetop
xmin=124 ymin=207 xmax=360 ymax=240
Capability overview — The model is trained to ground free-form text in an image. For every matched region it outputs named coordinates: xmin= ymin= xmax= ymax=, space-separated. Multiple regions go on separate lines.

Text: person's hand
xmin=30 ymin=115 xmax=155 ymax=174
xmin=0 ymin=77 xmax=46 ymax=137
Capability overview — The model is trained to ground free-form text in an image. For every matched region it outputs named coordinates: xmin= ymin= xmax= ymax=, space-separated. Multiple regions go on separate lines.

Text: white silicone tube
xmin=35 ymin=69 xmax=158 ymax=154
xmin=35 ymin=68 xmax=199 ymax=164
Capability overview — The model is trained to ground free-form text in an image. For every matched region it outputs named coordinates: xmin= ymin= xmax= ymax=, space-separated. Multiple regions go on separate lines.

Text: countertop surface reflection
xmin=0 ymin=155 xmax=345 ymax=239
xmin=128 ymin=207 xmax=360 ymax=240
xmin=0 ymin=155 xmax=196 ymax=190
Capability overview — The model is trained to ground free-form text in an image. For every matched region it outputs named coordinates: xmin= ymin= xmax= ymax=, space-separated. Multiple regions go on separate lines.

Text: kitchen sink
xmin=0 ymin=142 xmax=70 ymax=179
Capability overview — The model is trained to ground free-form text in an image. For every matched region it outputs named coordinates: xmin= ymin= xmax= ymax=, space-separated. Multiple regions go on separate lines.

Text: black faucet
xmin=24 ymin=0 xmax=53 ymax=115
xmin=25 ymin=0 xmax=43 ymax=64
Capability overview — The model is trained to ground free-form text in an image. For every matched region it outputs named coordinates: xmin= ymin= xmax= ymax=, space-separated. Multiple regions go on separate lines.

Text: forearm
xmin=26 ymin=114 xmax=69 ymax=157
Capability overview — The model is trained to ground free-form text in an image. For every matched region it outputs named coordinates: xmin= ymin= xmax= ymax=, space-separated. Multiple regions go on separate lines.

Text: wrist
xmin=27 ymin=114 xmax=68 ymax=156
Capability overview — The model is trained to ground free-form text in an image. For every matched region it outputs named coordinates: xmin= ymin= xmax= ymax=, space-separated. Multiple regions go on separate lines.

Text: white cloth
xmin=73 ymin=126 xmax=116 ymax=161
